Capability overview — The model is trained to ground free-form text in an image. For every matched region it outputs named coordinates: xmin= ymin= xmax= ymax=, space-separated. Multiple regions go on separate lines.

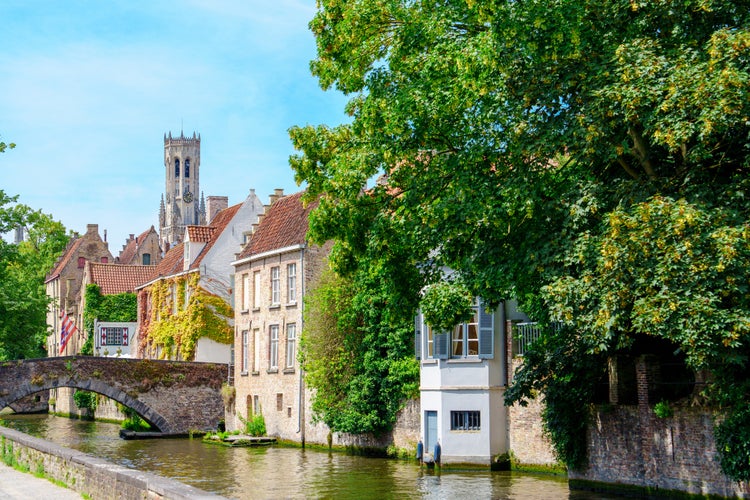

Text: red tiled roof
xmin=189 ymin=203 xmax=242 ymax=269
xmin=237 ymin=191 xmax=317 ymax=260
xmin=186 ymin=225 xmax=215 ymax=243
xmin=87 ymin=262 xmax=156 ymax=294
xmin=45 ymin=237 xmax=83 ymax=283
xmin=118 ymin=226 xmax=157 ymax=265
xmin=153 ymin=242 xmax=185 ymax=277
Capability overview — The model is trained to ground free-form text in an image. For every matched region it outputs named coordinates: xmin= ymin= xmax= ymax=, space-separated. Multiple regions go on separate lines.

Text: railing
xmin=515 ymin=322 xmax=562 ymax=356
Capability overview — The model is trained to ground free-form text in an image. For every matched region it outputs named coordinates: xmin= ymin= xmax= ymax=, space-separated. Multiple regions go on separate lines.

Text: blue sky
xmin=0 ymin=1 xmax=348 ymax=249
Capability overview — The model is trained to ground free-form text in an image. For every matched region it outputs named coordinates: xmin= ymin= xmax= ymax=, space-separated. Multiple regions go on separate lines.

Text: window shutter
xmin=478 ymin=299 xmax=494 ymax=359
xmin=435 ymin=331 xmax=450 ymax=359
xmin=414 ymin=313 xmax=422 ymax=360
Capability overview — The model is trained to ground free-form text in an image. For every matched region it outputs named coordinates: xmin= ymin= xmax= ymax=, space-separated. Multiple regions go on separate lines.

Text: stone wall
xmin=0 ymin=426 xmax=224 ymax=499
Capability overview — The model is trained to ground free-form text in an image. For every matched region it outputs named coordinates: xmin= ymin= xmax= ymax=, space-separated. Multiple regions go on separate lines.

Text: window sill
xmin=251 ymin=371 xmax=259 ymax=376
xmin=285 ymin=302 xmax=297 ymax=308
xmin=269 ymin=304 xmax=281 ymax=310
xmin=240 ymin=371 xmax=249 ymax=377
xmin=447 ymin=358 xmax=483 ymax=364
xmin=283 ymin=367 xmax=295 ymax=374
xmin=252 ymin=307 xmax=261 ymax=313
xmin=421 ymin=359 xmax=438 ymax=365
xmin=240 ymin=309 xmax=250 ymax=315
xmin=267 ymin=368 xmax=278 ymax=374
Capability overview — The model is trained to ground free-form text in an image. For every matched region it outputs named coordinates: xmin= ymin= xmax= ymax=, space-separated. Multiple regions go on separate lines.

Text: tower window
xmin=175 ymin=158 xmax=180 ymax=177
xmin=185 ymin=158 xmax=190 ymax=178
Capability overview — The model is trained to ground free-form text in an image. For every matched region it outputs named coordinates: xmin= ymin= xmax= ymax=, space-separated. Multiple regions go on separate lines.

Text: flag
xmin=60 ymin=310 xmax=78 ymax=354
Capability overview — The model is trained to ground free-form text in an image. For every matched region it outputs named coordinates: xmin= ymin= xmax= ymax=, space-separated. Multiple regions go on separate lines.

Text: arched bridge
xmin=0 ymin=357 xmax=228 ymax=435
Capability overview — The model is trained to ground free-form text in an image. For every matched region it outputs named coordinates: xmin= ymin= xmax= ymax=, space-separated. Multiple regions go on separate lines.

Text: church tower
xmin=159 ymin=131 xmax=206 ymax=248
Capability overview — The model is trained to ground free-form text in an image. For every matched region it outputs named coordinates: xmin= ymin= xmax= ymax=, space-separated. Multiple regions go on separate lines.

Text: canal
xmin=0 ymin=414 xmax=614 ymax=499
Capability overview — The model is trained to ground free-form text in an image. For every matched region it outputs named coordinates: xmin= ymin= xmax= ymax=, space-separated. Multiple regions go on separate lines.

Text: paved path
xmin=0 ymin=462 xmax=82 ymax=499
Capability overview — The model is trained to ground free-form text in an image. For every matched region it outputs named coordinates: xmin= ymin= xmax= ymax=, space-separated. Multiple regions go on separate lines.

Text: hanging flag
xmin=59 ymin=310 xmax=78 ymax=354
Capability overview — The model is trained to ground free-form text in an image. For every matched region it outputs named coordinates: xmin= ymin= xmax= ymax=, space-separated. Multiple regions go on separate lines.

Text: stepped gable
xmin=45 ymin=237 xmax=83 ymax=283
xmin=87 ymin=262 xmax=156 ymax=294
xmin=237 ymin=191 xmax=317 ymax=260
xmin=188 ymin=203 xmax=241 ymax=269
xmin=154 ymin=242 xmax=185 ymax=276
xmin=118 ymin=226 xmax=155 ymax=264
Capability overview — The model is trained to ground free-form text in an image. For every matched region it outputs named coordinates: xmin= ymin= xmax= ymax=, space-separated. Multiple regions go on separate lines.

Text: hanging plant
xmin=420 ymin=279 xmax=474 ymax=332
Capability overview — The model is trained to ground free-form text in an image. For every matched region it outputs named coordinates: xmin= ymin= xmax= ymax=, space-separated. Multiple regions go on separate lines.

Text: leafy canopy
xmin=292 ymin=0 xmax=750 ymax=474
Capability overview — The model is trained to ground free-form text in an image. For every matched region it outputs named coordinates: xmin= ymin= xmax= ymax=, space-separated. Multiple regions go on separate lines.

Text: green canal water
xmin=1 ymin=414 xmax=616 ymax=499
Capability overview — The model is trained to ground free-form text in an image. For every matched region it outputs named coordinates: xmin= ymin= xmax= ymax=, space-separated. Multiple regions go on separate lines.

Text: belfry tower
xmin=159 ymin=131 xmax=206 ymax=248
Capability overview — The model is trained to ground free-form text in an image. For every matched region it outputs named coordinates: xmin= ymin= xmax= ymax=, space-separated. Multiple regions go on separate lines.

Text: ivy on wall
xmin=81 ymin=284 xmax=137 ymax=355
xmin=139 ymin=273 xmax=233 ymax=361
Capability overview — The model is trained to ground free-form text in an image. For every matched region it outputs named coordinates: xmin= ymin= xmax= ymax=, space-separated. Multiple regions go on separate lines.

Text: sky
xmin=0 ymin=1 xmax=349 ymax=249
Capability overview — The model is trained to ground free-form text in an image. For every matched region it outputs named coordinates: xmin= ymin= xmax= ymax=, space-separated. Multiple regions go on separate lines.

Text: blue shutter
xmin=435 ymin=331 xmax=450 ymax=359
xmin=478 ymin=299 xmax=494 ymax=359
xmin=415 ymin=313 xmax=422 ymax=360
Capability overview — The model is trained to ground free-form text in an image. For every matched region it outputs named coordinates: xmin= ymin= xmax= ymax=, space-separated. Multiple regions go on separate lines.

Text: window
xmin=253 ymin=271 xmax=261 ymax=309
xmin=271 ymin=267 xmax=280 ymax=305
xmin=171 ymin=284 xmax=178 ymax=315
xmin=276 ymin=393 xmax=283 ymax=411
xmin=78 ymin=257 xmax=85 ymax=268
xmin=287 ymin=263 xmax=297 ymax=303
xmin=142 ymin=253 xmax=151 ymax=265
xmin=451 ymin=410 xmax=481 ymax=431
xmin=242 ymin=273 xmax=250 ymax=311
xmin=185 ymin=158 xmax=190 ymax=178
xmin=452 ymin=309 xmax=479 ymax=357
xmin=101 ymin=257 xmax=108 ymax=263
xmin=175 ymin=158 xmax=180 ymax=177
xmin=100 ymin=327 xmax=128 ymax=346
xmin=420 ymin=299 xmax=494 ymax=360
xmin=253 ymin=329 xmax=260 ymax=373
xmin=269 ymin=325 xmax=279 ymax=370
xmin=241 ymin=330 xmax=249 ymax=373
xmin=286 ymin=323 xmax=296 ymax=368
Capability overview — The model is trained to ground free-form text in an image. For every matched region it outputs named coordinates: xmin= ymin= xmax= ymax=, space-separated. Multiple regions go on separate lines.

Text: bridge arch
xmin=0 ymin=357 xmax=227 ymax=435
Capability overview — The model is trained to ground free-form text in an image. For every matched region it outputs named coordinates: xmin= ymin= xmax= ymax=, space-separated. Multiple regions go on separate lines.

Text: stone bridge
xmin=0 ymin=356 xmax=228 ymax=434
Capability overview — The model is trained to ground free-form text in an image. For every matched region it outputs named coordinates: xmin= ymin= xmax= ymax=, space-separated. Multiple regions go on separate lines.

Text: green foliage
xmin=73 ymin=390 xmax=97 ymax=411
xmin=420 ymin=280 xmax=474 ymax=332
xmin=82 ymin=284 xmax=137 ymax=355
xmin=653 ymin=401 xmax=674 ymax=419
xmin=301 ymin=267 xmax=419 ymax=434
xmin=293 ymin=0 xmax=750 ymax=476
xmin=238 ymin=411 xmax=267 ymax=437
xmin=0 ymin=190 xmax=69 ymax=360
xmin=141 ymin=274 xmax=233 ymax=360
xmin=117 ymin=402 xmax=152 ymax=431
xmin=715 ymin=407 xmax=750 ymax=482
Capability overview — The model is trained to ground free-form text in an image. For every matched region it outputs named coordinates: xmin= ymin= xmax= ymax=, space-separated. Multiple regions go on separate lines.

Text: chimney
xmin=268 ymin=188 xmax=284 ymax=205
xmin=206 ymin=196 xmax=229 ymax=223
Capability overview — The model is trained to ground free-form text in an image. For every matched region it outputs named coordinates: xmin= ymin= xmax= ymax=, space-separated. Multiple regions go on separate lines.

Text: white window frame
xmin=253 ymin=328 xmax=260 ymax=373
xmin=253 ymin=271 xmax=261 ymax=309
xmin=271 ymin=267 xmax=280 ymax=306
xmin=287 ymin=263 xmax=297 ymax=304
xmin=269 ymin=325 xmax=279 ymax=370
xmin=286 ymin=323 xmax=296 ymax=368
xmin=242 ymin=273 xmax=250 ymax=311
xmin=241 ymin=330 xmax=249 ymax=373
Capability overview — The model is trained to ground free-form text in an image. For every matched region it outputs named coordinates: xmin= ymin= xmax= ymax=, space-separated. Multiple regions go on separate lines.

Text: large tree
xmin=290 ymin=0 xmax=750 ymax=476
xmin=1 ymin=190 xmax=70 ymax=360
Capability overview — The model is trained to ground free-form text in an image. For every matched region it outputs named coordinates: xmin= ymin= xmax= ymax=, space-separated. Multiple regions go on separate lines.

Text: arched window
xmin=175 ymin=158 xmax=180 ymax=177
xmin=185 ymin=158 xmax=190 ymax=178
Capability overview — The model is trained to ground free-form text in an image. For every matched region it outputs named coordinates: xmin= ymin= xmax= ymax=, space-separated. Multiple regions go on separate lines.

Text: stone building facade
xmin=116 ymin=226 xmax=162 ymax=266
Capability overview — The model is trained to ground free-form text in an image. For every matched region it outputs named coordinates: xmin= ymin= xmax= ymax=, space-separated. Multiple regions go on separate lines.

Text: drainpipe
xmin=297 ymin=247 xmax=305 ymax=447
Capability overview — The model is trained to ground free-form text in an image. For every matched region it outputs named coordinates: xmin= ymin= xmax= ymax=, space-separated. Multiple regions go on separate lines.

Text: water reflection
xmin=1 ymin=414 xmax=613 ymax=499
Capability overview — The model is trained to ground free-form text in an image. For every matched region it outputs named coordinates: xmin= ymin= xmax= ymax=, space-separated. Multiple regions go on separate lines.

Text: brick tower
xmin=159 ymin=131 xmax=206 ymax=248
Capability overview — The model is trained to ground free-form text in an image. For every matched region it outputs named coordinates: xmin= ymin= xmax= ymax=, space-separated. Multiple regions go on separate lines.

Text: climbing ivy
xmin=81 ymin=284 xmax=137 ymax=355
xmin=140 ymin=273 xmax=233 ymax=360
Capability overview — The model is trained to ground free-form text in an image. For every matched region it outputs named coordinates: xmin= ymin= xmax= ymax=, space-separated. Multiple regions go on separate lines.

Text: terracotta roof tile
xmin=88 ymin=263 xmax=156 ymax=294
xmin=186 ymin=225 xmax=215 ymax=243
xmin=237 ymin=191 xmax=317 ymax=260
xmin=154 ymin=242 xmax=185 ymax=277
